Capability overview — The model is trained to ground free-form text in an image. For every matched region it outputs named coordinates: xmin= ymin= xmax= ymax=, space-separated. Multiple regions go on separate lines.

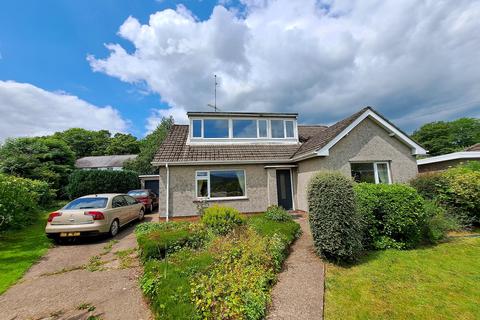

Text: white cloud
xmin=88 ymin=0 xmax=480 ymax=131
xmin=146 ymin=106 xmax=188 ymax=133
xmin=0 ymin=80 xmax=128 ymax=141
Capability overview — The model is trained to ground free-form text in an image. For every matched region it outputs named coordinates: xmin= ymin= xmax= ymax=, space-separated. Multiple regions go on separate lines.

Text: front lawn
xmin=0 ymin=202 xmax=64 ymax=294
xmin=325 ymin=236 xmax=480 ymax=319
xmin=136 ymin=212 xmax=300 ymax=320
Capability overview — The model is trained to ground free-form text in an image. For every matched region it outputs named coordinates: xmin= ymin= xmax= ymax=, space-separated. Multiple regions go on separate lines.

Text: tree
xmin=124 ymin=117 xmax=174 ymax=174
xmin=105 ymin=133 xmax=140 ymax=155
xmin=53 ymin=128 xmax=111 ymax=158
xmin=412 ymin=118 xmax=480 ymax=156
xmin=0 ymin=137 xmax=75 ymax=196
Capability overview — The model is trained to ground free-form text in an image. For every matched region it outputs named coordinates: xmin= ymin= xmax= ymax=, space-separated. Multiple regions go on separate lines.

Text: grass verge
xmin=325 ymin=236 xmax=480 ymax=319
xmin=0 ymin=202 xmax=65 ymax=294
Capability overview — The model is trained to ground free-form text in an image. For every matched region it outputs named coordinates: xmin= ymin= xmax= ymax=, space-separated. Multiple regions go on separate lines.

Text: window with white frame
xmin=195 ymin=170 xmax=246 ymax=199
xmin=190 ymin=118 xmax=296 ymax=140
xmin=350 ymin=162 xmax=391 ymax=184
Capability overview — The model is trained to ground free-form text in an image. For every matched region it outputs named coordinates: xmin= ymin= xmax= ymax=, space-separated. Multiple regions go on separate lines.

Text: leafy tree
xmin=105 ymin=133 xmax=140 ymax=155
xmin=53 ymin=128 xmax=111 ymax=158
xmin=412 ymin=118 xmax=480 ymax=156
xmin=0 ymin=137 xmax=75 ymax=196
xmin=124 ymin=117 xmax=174 ymax=174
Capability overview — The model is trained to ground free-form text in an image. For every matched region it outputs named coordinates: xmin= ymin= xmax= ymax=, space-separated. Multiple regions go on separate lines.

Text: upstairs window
xmin=351 ymin=162 xmax=391 ymax=184
xmin=258 ymin=120 xmax=268 ymax=137
xmin=271 ymin=120 xmax=285 ymax=138
xmin=192 ymin=120 xmax=202 ymax=138
xmin=285 ymin=120 xmax=294 ymax=138
xmin=204 ymin=119 xmax=229 ymax=138
xmin=233 ymin=120 xmax=257 ymax=138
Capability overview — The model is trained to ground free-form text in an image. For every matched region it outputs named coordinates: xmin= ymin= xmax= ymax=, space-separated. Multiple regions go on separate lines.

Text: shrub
xmin=265 ymin=205 xmax=292 ymax=222
xmin=439 ymin=168 xmax=480 ymax=226
xmin=354 ymin=183 xmax=428 ymax=249
xmin=136 ymin=222 xmax=209 ymax=260
xmin=409 ymin=172 xmax=447 ymax=200
xmin=66 ymin=169 xmax=140 ymax=199
xmin=423 ymin=200 xmax=459 ymax=243
xmin=201 ymin=205 xmax=246 ymax=235
xmin=0 ymin=174 xmax=54 ymax=231
xmin=307 ymin=171 xmax=363 ymax=262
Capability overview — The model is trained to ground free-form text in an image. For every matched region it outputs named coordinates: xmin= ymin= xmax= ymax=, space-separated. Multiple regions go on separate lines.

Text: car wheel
xmin=139 ymin=209 xmax=145 ymax=221
xmin=109 ymin=219 xmax=120 ymax=237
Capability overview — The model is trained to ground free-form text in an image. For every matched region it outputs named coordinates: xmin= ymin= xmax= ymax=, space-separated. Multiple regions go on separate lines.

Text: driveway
xmin=0 ymin=215 xmax=156 ymax=320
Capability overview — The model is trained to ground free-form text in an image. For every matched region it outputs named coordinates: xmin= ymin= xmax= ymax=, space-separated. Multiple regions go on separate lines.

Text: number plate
xmin=60 ymin=232 xmax=81 ymax=237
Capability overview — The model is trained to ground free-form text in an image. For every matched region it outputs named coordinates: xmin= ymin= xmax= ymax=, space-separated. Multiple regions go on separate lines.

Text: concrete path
xmin=0 ymin=215 xmax=156 ymax=320
xmin=267 ymin=216 xmax=325 ymax=320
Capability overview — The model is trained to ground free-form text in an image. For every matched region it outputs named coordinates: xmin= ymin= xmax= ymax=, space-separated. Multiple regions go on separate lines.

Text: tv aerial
xmin=207 ymin=74 xmax=221 ymax=112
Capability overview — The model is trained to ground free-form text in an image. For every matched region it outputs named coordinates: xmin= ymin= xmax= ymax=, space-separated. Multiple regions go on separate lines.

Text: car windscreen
xmin=64 ymin=197 xmax=108 ymax=210
xmin=128 ymin=191 xmax=148 ymax=197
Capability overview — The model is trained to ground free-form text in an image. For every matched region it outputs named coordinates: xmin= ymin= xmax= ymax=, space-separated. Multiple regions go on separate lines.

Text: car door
xmin=112 ymin=195 xmax=129 ymax=226
xmin=123 ymin=195 xmax=139 ymax=221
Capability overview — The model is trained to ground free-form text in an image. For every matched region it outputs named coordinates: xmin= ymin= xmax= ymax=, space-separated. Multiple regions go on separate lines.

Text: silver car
xmin=46 ymin=194 xmax=145 ymax=241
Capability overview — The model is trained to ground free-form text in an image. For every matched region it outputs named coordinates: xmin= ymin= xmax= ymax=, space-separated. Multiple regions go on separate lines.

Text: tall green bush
xmin=307 ymin=171 xmax=363 ymax=262
xmin=0 ymin=173 xmax=53 ymax=231
xmin=354 ymin=183 xmax=428 ymax=249
xmin=410 ymin=165 xmax=480 ymax=226
xmin=66 ymin=169 xmax=140 ymax=199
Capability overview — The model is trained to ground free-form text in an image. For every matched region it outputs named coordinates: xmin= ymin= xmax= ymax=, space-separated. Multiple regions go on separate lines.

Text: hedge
xmin=201 ymin=205 xmax=245 ymax=235
xmin=66 ymin=169 xmax=140 ymax=199
xmin=307 ymin=171 xmax=363 ymax=262
xmin=0 ymin=173 xmax=54 ymax=231
xmin=410 ymin=165 xmax=480 ymax=226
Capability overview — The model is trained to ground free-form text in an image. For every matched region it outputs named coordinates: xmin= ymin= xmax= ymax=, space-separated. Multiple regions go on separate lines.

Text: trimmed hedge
xmin=201 ymin=204 xmax=246 ymax=235
xmin=0 ymin=173 xmax=54 ymax=231
xmin=410 ymin=165 xmax=480 ymax=226
xmin=354 ymin=183 xmax=429 ymax=249
xmin=66 ymin=169 xmax=140 ymax=199
xmin=307 ymin=171 xmax=363 ymax=262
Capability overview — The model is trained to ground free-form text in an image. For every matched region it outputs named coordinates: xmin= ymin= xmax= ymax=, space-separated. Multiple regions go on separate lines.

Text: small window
xmin=285 ymin=120 xmax=294 ymax=138
xmin=112 ymin=196 xmax=128 ymax=208
xmin=258 ymin=120 xmax=268 ymax=137
xmin=351 ymin=162 xmax=391 ymax=184
xmin=192 ymin=120 xmax=202 ymax=138
xmin=195 ymin=170 xmax=246 ymax=199
xmin=233 ymin=119 xmax=257 ymax=138
xmin=204 ymin=119 xmax=229 ymax=138
xmin=271 ymin=120 xmax=285 ymax=138
xmin=124 ymin=195 xmax=138 ymax=205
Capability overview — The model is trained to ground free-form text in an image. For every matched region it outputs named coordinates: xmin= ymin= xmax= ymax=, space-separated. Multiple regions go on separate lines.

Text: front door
xmin=276 ymin=170 xmax=293 ymax=210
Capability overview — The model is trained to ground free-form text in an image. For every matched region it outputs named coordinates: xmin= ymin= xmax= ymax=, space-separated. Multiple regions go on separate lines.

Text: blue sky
xmin=0 ymin=0 xmax=479 ymax=141
xmin=0 ymin=0 xmax=221 ymax=138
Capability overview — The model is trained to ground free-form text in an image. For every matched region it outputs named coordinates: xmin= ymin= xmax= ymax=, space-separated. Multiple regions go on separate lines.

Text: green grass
xmin=0 ymin=202 xmax=65 ymax=294
xmin=247 ymin=214 xmax=301 ymax=242
xmin=325 ymin=236 xmax=480 ymax=320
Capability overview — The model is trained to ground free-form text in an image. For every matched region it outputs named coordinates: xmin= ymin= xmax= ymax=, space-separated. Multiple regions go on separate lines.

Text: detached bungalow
xmin=417 ymin=143 xmax=480 ymax=173
xmin=152 ymin=107 xmax=426 ymax=218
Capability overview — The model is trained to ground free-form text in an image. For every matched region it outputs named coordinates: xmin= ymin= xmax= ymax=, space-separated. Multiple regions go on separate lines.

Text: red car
xmin=127 ymin=189 xmax=158 ymax=213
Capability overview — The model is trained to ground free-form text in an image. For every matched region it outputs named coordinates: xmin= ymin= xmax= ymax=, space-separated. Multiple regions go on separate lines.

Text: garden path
xmin=0 ymin=215 xmax=156 ymax=320
xmin=267 ymin=215 xmax=325 ymax=320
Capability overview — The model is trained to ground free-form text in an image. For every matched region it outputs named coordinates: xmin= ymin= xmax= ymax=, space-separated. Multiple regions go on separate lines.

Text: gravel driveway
xmin=0 ymin=216 xmax=155 ymax=320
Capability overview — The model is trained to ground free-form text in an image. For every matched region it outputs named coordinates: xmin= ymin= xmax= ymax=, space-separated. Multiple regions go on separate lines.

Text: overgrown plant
xmin=201 ymin=205 xmax=246 ymax=235
xmin=265 ymin=205 xmax=292 ymax=222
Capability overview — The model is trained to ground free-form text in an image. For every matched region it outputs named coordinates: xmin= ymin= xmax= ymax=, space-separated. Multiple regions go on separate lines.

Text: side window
xmin=112 ymin=196 xmax=127 ymax=208
xmin=124 ymin=195 xmax=138 ymax=205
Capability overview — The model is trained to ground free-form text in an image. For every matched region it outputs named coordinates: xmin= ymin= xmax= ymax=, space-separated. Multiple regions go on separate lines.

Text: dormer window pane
xmin=233 ymin=120 xmax=257 ymax=138
xmin=285 ymin=120 xmax=294 ymax=138
xmin=192 ymin=120 xmax=202 ymax=137
xmin=204 ymin=119 xmax=229 ymax=138
xmin=258 ymin=120 xmax=267 ymax=137
xmin=271 ymin=120 xmax=285 ymax=138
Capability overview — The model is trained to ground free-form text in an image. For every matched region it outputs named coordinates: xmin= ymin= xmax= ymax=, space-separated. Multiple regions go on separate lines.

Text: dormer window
xmin=187 ymin=112 xmax=298 ymax=144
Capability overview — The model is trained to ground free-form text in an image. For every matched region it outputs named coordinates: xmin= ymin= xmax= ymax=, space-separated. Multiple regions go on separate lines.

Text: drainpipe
xmin=165 ymin=163 xmax=170 ymax=222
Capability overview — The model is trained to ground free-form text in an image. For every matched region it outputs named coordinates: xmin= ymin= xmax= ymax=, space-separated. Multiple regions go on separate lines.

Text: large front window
xmin=196 ymin=170 xmax=246 ymax=199
xmin=351 ymin=162 xmax=391 ymax=184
